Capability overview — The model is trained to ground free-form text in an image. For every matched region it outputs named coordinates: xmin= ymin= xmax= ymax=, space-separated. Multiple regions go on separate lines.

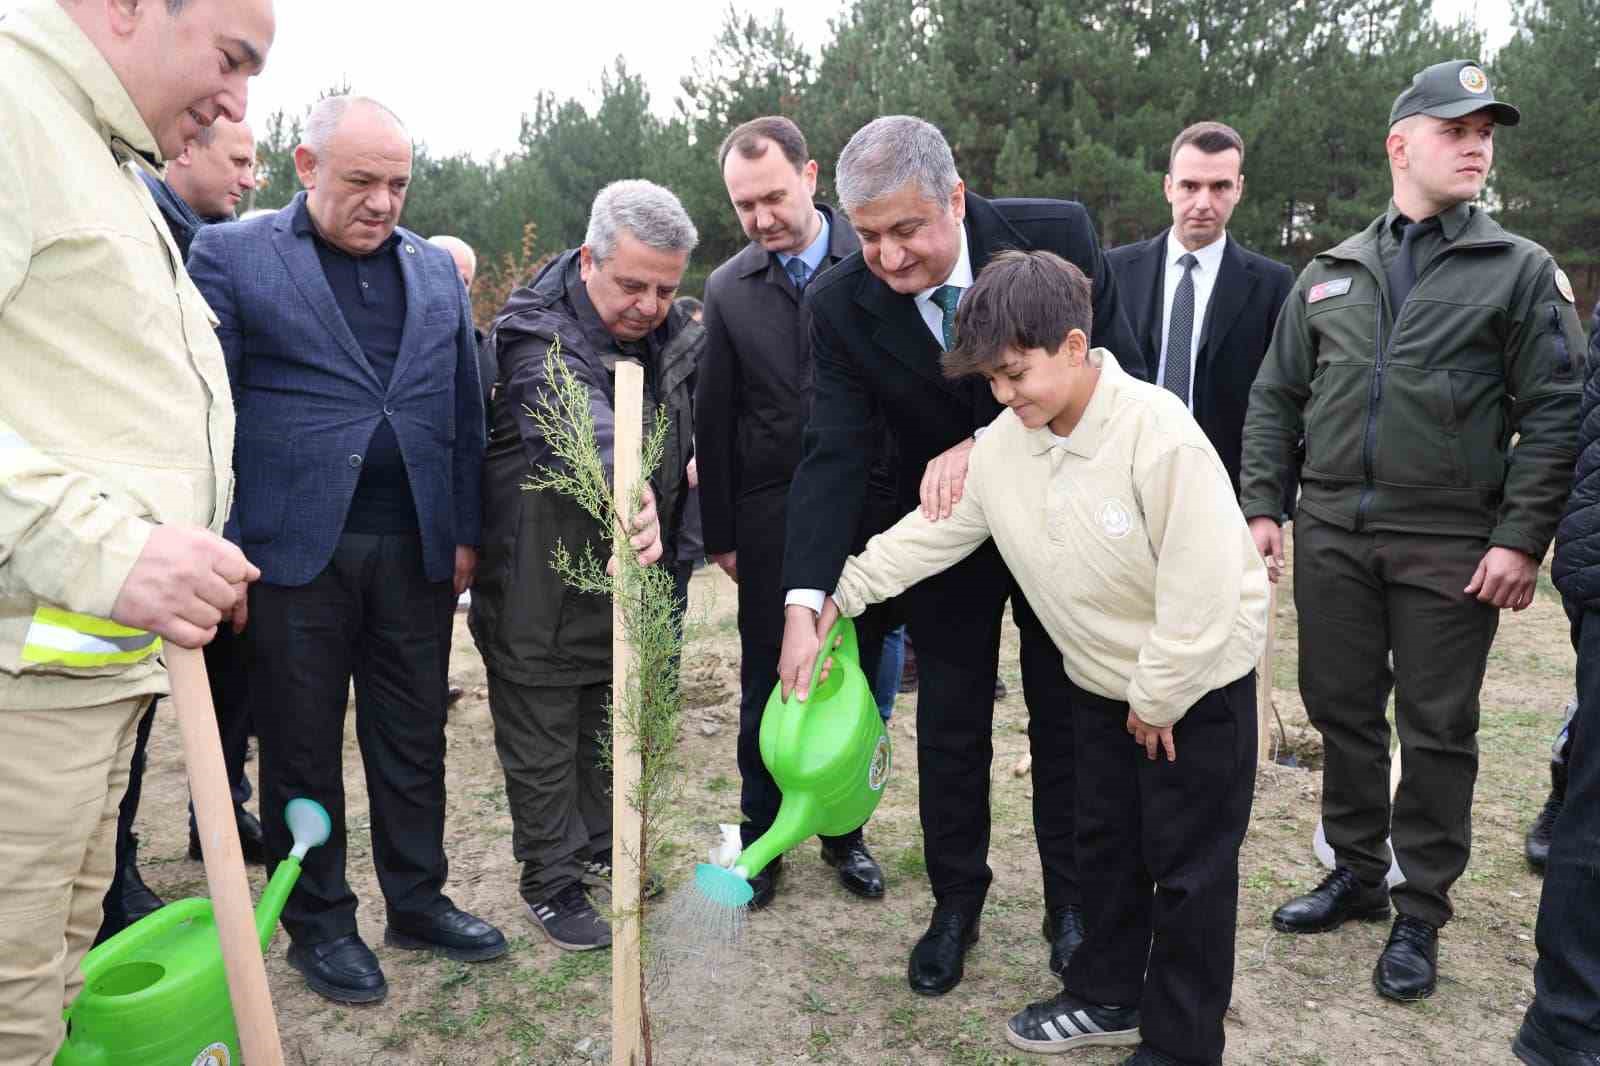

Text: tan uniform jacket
xmin=833 ymin=351 xmax=1267 ymax=728
xmin=0 ymin=2 xmax=234 ymax=710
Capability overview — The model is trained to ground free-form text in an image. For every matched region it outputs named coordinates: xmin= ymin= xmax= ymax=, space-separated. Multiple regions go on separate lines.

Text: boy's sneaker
xmin=1005 ymin=989 xmax=1140 ymax=1054
xmin=525 ymin=882 xmax=611 ymax=951
xmin=582 ymin=850 xmax=665 ymax=899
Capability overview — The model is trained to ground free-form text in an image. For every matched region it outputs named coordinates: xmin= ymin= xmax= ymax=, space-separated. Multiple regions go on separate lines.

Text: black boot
xmin=1526 ymin=760 xmax=1567 ymax=873
xmin=96 ymin=832 xmax=164 ymax=945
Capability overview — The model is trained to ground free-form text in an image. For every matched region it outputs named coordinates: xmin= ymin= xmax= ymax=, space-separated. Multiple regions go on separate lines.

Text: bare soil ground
xmin=132 ymin=533 xmax=1573 ymax=1064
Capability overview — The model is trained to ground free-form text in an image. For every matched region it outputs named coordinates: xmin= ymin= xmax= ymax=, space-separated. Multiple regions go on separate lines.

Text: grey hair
xmin=836 ymin=115 xmax=961 ymax=214
xmin=583 ymin=180 xmax=699 ymax=265
xmin=301 ymin=95 xmax=408 ymax=156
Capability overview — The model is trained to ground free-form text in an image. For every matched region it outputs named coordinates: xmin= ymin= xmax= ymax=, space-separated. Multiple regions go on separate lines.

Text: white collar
xmin=917 ymin=223 xmax=974 ymax=302
xmin=1164 ymin=230 xmax=1227 ymax=275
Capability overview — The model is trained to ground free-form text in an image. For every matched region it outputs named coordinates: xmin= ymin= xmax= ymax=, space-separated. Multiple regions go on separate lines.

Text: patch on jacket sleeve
xmin=1307 ymin=277 xmax=1353 ymax=304
xmin=1555 ymin=268 xmax=1575 ymax=304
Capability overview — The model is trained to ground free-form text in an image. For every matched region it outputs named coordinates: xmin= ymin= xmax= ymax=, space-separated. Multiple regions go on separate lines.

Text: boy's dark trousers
xmin=1527 ymin=608 xmax=1600 ymax=1050
xmin=1063 ymin=671 xmax=1257 ymax=1066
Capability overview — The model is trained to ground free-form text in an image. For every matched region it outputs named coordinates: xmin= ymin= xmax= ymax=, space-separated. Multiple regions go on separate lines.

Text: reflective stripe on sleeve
xmin=21 ymin=607 xmax=161 ymax=666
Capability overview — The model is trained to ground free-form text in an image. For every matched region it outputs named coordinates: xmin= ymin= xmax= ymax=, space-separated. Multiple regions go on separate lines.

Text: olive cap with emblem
xmin=1390 ymin=60 xmax=1521 ymax=127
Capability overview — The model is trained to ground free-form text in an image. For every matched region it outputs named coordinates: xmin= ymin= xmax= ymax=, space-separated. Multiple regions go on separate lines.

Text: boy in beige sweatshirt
xmin=789 ymin=251 xmax=1267 ymax=1065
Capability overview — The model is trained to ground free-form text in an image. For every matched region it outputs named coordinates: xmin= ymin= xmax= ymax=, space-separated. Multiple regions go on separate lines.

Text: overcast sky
xmin=11 ymin=0 xmax=1515 ymax=159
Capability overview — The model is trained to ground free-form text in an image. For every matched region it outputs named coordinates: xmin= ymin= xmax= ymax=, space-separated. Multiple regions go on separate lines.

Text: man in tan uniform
xmin=0 ymin=1 xmax=275 ymax=1060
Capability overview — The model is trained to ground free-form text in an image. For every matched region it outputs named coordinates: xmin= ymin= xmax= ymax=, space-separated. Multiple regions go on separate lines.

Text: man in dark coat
xmin=469 ymin=179 xmax=690 ymax=952
xmin=1517 ymin=296 xmax=1600 ymax=1066
xmin=778 ymin=115 xmax=1145 ymax=997
xmin=697 ymin=116 xmax=896 ymax=911
xmin=1105 ymin=121 xmax=1293 ymax=496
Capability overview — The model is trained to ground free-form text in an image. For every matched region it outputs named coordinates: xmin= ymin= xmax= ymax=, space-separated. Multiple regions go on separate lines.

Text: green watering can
xmin=54 ymin=799 xmax=332 ymax=1066
xmin=695 ymin=617 xmax=891 ymax=907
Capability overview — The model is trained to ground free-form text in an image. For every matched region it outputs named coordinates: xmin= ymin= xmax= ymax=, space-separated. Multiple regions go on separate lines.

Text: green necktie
xmin=932 ymin=284 xmax=962 ymax=351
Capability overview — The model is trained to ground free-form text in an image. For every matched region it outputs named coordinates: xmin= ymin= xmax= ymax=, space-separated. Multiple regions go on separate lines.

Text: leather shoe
xmin=1514 ymin=1010 xmax=1600 ymax=1065
xmin=748 ymin=858 xmax=783 ymax=911
xmin=1373 ymin=914 xmax=1438 ymax=1001
xmin=287 ymin=933 xmax=387 ymax=1004
xmin=1042 ymin=902 xmax=1086 ymax=978
xmin=188 ymin=809 xmax=268 ymax=866
xmin=1272 ymin=866 xmax=1390 ymax=933
xmin=386 ymin=905 xmax=509 ymax=962
xmin=908 ymin=907 xmax=980 ymax=996
xmin=820 ymin=837 xmax=885 ymax=899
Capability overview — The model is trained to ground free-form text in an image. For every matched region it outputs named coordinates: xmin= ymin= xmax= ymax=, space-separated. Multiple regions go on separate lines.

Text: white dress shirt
xmin=1156 ymin=231 xmax=1227 ymax=409
xmin=785 ymin=226 xmax=975 ymax=615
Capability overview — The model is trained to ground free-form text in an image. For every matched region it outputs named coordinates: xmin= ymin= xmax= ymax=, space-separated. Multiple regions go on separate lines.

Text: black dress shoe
xmin=819 ymin=837 xmax=885 ymax=899
xmin=1514 ymin=1010 xmax=1600 ymax=1065
xmin=1373 ymin=914 xmax=1438 ymax=1001
xmin=287 ymin=933 xmax=387 ymax=1004
xmin=96 ymin=832 xmax=165 ymax=945
xmin=1526 ymin=760 xmax=1567 ymax=872
xmin=748 ymin=858 xmax=783 ymax=911
xmin=908 ymin=907 xmax=980 ymax=996
xmin=1042 ymin=902 xmax=1086 ymax=978
xmin=386 ymin=905 xmax=509 ymax=962
xmin=1272 ymin=866 xmax=1390 ymax=933
xmin=188 ymin=809 xmax=268 ymax=866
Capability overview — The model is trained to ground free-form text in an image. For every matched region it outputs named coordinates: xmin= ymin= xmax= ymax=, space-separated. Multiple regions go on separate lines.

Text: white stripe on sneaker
xmin=1073 ymin=1010 xmax=1104 ymax=1034
xmin=1040 ymin=1020 xmax=1064 ymax=1041
xmin=1054 ymin=1014 xmax=1083 ymax=1037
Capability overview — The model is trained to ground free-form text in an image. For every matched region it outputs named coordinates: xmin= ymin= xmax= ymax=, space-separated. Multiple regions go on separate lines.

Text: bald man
xmin=189 ymin=95 xmax=498 ymax=1005
xmin=429 ymin=235 xmax=493 ymax=412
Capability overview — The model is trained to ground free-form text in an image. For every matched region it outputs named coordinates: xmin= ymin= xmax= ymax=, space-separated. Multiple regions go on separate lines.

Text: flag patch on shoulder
xmin=1307 ymin=277 xmax=1353 ymax=304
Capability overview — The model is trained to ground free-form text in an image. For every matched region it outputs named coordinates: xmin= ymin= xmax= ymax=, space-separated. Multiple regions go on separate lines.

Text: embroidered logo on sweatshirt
xmin=1098 ymin=499 xmax=1133 ymax=539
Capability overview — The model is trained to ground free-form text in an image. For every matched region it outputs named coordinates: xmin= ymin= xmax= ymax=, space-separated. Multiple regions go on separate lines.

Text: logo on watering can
xmin=868 ymin=735 xmax=890 ymax=791
xmin=191 ymin=1043 xmax=231 ymax=1066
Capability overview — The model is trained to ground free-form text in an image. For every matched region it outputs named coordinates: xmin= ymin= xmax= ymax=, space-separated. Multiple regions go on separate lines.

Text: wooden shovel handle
xmin=167 ymin=643 xmax=286 ymax=1066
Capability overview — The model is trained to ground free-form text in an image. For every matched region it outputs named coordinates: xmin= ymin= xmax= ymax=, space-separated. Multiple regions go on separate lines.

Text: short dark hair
xmin=942 ymin=250 xmax=1093 ymax=379
xmin=717 ymin=116 xmax=809 ymax=171
xmin=1168 ymin=121 xmax=1245 ymax=172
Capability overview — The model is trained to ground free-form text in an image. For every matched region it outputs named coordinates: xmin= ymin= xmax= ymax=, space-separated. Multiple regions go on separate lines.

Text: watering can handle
xmin=790 ymin=615 xmax=857 ymax=705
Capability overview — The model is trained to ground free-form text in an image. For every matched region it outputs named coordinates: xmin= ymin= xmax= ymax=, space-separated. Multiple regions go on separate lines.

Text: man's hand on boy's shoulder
xmin=1126 ymin=708 xmax=1176 ymax=762
xmin=920 ymin=437 xmax=976 ymax=522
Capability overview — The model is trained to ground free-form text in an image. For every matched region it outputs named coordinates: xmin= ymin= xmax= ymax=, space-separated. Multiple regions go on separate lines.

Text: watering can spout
xmin=257 ymin=798 xmax=333 ymax=949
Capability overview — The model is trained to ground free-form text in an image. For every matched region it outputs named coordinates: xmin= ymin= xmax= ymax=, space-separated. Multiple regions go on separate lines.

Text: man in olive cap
xmin=1240 ymin=60 xmax=1587 ymax=1003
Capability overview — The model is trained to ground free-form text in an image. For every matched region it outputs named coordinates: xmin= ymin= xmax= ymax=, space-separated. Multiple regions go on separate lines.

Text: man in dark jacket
xmin=103 ymin=115 xmax=266 ymax=947
xmin=1241 ymin=61 xmax=1586 ymax=1004
xmin=778 ymin=115 xmax=1145 ymax=997
xmin=469 ymin=179 xmax=690 ymax=952
xmin=697 ymin=116 xmax=896 ymax=911
xmin=1516 ymin=297 xmax=1600 ymax=1066
xmin=189 ymin=95 xmax=502 ymax=1005
xmin=1105 ymin=120 xmax=1294 ymax=496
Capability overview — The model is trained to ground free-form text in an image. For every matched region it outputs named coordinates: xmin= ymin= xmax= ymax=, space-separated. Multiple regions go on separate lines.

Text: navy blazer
xmin=188 ymin=193 xmax=485 ymax=586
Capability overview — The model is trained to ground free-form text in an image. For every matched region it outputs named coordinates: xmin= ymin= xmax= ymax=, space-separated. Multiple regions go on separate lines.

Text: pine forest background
xmin=248 ymin=0 xmax=1600 ymax=328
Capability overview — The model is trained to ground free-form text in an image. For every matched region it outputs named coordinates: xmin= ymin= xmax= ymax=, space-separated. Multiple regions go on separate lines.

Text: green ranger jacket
xmin=1239 ymin=204 xmax=1585 ymax=558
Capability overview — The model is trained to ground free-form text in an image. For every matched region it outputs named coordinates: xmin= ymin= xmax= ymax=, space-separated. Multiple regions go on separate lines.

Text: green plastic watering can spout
xmin=255 ymin=798 xmax=331 ymax=949
xmin=732 ymin=790 xmax=817 ymax=880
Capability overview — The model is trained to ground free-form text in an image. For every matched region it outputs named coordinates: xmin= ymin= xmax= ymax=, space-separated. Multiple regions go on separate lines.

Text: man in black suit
xmin=777 ymin=115 xmax=1144 ymax=996
xmin=1105 ymin=121 xmax=1294 ymax=496
xmin=697 ymin=116 xmax=894 ymax=911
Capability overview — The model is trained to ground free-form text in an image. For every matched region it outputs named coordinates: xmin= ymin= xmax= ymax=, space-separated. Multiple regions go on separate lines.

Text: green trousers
xmin=1293 ymin=511 xmax=1500 ymax=927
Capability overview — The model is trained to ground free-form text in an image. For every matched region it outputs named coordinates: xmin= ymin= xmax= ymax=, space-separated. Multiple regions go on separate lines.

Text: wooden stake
xmin=166 ymin=643 xmax=285 ymax=1066
xmin=611 ymin=360 xmax=646 ymax=1066
xmin=1256 ymin=580 xmax=1279 ymax=763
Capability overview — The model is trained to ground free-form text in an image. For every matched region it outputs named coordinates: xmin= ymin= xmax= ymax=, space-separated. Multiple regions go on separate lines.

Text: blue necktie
xmin=785 ymin=257 xmax=812 ymax=292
